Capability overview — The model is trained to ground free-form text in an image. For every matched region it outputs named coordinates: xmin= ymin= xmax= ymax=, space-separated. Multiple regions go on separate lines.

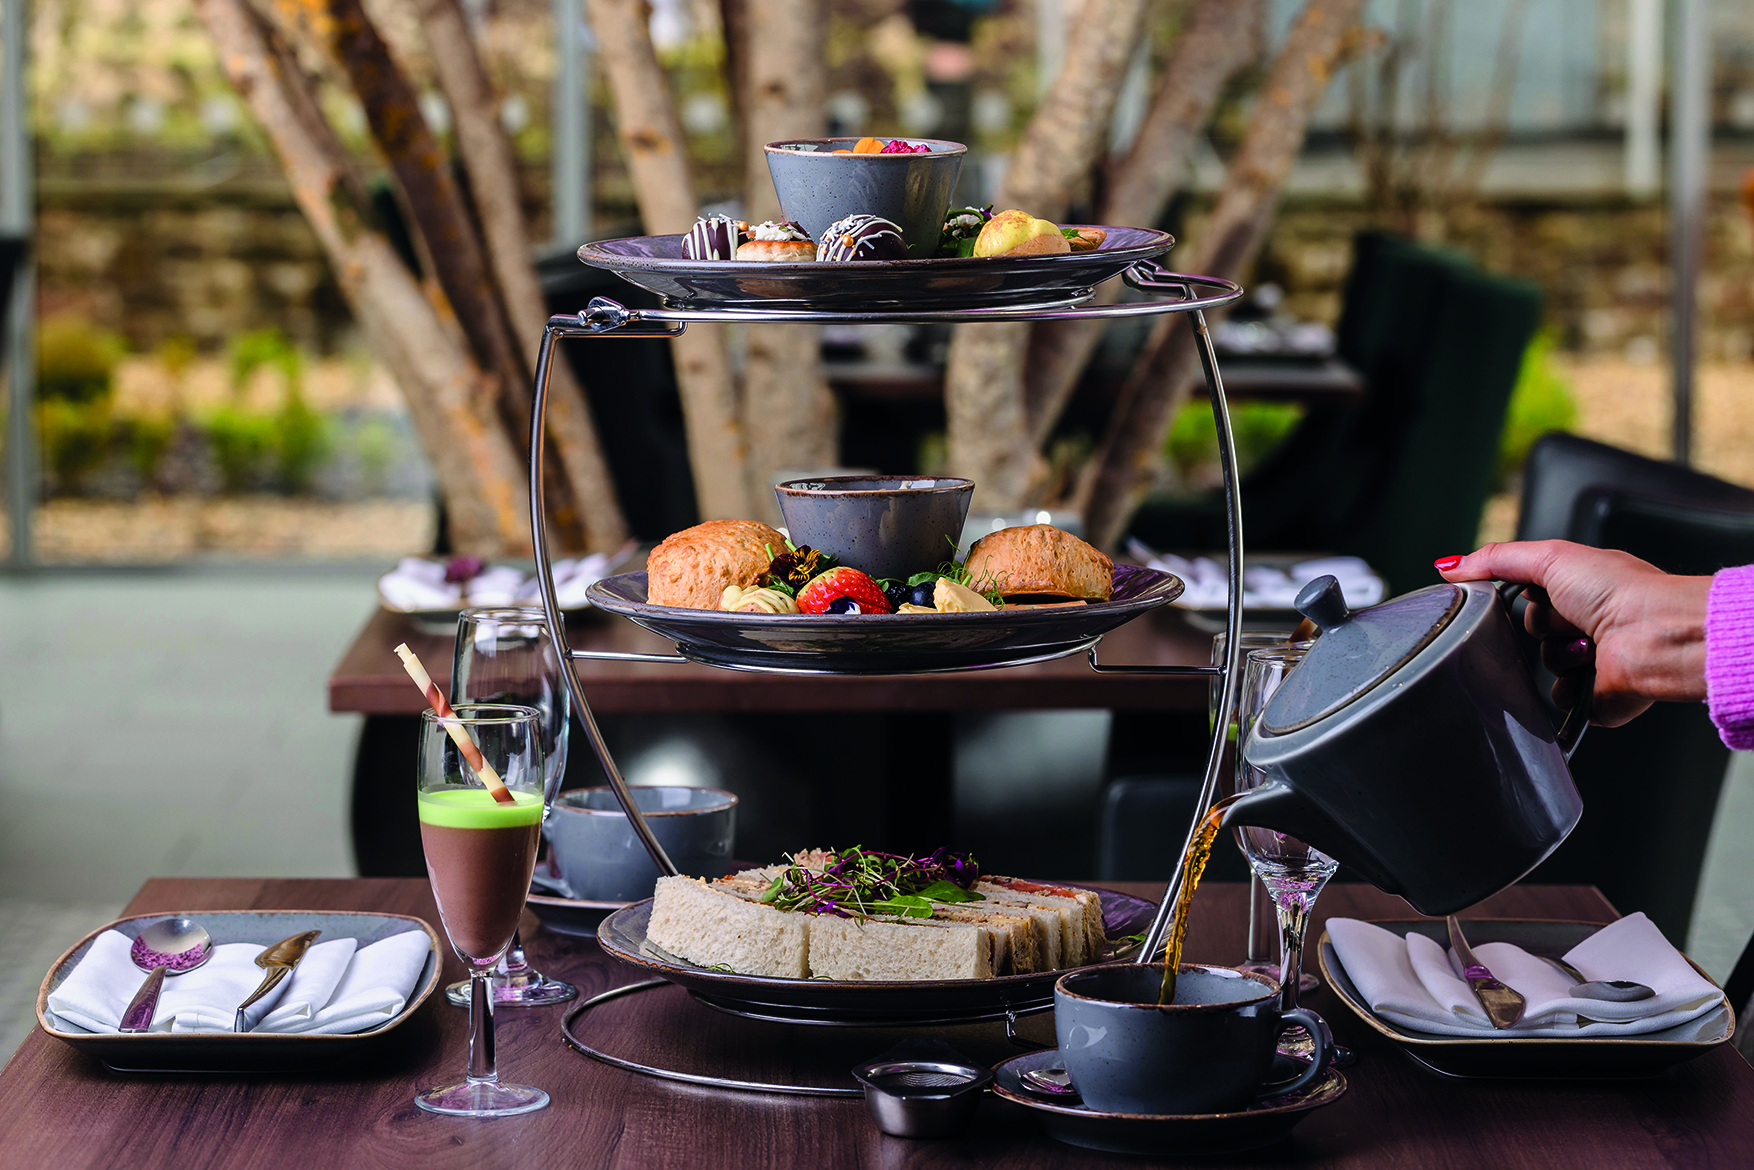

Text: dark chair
xmin=1096 ymin=775 xmax=1250 ymax=884
xmin=1514 ymin=434 xmax=1754 ymax=944
xmin=1131 ymin=231 xmax=1540 ymax=596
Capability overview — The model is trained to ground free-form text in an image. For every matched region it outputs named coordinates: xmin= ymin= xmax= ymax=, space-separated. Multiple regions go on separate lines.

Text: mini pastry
xmin=683 ymin=214 xmax=748 ymax=261
xmin=817 ymin=214 xmax=907 ymax=262
xmin=721 ymin=585 xmax=801 ymax=614
xmin=735 ymin=221 xmax=816 ymax=262
xmin=964 ymin=524 xmax=1113 ymax=601
xmin=972 ymin=209 xmax=1071 ymax=258
xmin=647 ymin=519 xmax=789 ymax=610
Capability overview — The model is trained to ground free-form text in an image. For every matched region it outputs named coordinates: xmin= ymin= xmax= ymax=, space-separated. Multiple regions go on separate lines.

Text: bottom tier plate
xmin=596 ymin=883 xmax=1157 ymax=1026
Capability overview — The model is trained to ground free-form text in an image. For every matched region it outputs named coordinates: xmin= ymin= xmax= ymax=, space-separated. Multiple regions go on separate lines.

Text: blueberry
xmin=825 ymin=596 xmax=862 ymax=614
xmin=883 ymin=582 xmax=910 ymax=609
xmin=909 ymin=583 xmax=936 ymax=608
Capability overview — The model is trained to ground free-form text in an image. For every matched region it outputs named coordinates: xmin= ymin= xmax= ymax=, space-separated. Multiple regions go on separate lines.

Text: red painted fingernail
xmin=1568 ymin=637 xmax=1592 ymax=657
xmin=1433 ymin=556 xmax=1463 ymax=571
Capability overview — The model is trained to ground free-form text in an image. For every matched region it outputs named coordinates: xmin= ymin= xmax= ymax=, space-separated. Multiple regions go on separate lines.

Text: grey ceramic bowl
xmin=764 ymin=138 xmax=966 ymax=259
xmin=545 ymin=785 xmax=737 ymax=902
xmin=774 ymin=475 xmax=974 ymax=582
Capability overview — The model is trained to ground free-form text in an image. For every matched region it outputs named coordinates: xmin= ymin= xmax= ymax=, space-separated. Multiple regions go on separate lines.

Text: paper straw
xmin=394 ymin=643 xmax=515 ymax=805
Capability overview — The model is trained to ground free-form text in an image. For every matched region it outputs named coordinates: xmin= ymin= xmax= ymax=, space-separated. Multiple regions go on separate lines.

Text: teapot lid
xmin=1260 ymin=576 xmax=1464 ymax=735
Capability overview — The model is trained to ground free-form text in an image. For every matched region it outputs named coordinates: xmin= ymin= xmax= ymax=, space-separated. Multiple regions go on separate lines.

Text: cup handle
xmin=1257 ymin=1008 xmax=1330 ymax=1102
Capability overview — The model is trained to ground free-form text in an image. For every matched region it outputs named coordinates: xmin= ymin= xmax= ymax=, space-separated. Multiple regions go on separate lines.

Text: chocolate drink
xmin=419 ymin=789 xmax=543 ymax=961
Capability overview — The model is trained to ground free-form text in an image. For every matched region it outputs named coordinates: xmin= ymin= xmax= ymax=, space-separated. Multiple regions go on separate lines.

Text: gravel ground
xmin=5 ymin=497 xmax=435 ymax=562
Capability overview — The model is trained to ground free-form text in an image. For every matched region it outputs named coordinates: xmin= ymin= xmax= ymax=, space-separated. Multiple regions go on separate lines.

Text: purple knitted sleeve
xmin=1706 ymin=565 xmax=1754 ymax=750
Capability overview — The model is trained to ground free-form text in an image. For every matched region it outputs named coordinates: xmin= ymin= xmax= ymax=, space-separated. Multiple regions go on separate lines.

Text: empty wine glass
xmin=416 ymin=704 xmax=549 ymax=1117
xmin=1233 ymin=646 xmax=1335 ymax=1015
xmin=442 ymin=607 xmax=576 ymax=1009
xmin=1212 ymin=632 xmax=1316 ymax=990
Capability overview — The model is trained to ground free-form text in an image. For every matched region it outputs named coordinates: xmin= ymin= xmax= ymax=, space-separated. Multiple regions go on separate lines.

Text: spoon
xmin=118 ymin=917 xmax=213 ymax=1033
xmin=1540 ymin=955 xmax=1656 ymax=1003
xmin=1020 ymin=1065 xmax=1080 ymax=1098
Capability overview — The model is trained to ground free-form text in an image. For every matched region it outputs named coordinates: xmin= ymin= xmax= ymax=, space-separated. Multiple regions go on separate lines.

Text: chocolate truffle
xmin=817 ymin=214 xmax=908 ymax=263
xmin=683 ymin=215 xmax=748 ymax=261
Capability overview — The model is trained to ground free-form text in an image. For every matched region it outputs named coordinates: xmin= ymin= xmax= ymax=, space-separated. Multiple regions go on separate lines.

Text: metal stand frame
xmin=526 ymin=261 xmax=1246 ymax=970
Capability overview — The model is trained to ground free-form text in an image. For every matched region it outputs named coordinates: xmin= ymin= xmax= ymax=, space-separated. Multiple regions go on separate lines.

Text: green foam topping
xmin=418 ymin=787 xmax=543 ymax=829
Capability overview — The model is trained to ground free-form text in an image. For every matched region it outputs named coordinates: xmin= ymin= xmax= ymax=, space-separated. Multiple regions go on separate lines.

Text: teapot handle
xmin=1496 ymin=582 xmax=1594 ymax=762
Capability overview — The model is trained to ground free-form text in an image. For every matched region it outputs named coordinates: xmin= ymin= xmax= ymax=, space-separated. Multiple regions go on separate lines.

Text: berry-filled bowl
xmin=764 ymin=137 xmax=966 ymax=259
xmin=775 ymin=475 xmax=973 ymax=583
xmin=583 ymin=564 xmax=1184 ymax=674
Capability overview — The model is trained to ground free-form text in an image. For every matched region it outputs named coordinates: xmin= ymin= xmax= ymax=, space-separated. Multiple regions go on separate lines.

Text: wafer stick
xmin=394 ymin=643 xmax=516 ymax=805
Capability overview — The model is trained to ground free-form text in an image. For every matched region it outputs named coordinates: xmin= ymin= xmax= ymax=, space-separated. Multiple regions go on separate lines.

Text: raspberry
xmin=796 ymin=567 xmax=894 ymax=615
xmin=879 ymin=139 xmax=929 ymax=154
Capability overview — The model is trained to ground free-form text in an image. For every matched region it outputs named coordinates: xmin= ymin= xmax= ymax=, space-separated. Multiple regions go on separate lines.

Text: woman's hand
xmin=1434 ymin=541 xmax=1710 ymax=726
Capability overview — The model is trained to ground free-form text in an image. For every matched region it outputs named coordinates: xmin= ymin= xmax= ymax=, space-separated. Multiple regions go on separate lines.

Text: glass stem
xmin=502 ymin=930 xmax=530 ymax=978
xmin=1247 ymin=873 xmax=1275 ymax=965
xmin=1276 ymin=896 xmax=1308 ymax=1013
xmin=468 ymin=972 xmax=498 ymax=1084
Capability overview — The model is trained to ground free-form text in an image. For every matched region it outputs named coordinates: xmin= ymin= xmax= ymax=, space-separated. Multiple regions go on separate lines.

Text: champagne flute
xmin=1233 ymin=647 xmax=1335 ymax=1015
xmin=415 ymin=704 xmax=549 ymax=1117
xmin=1212 ymin=631 xmax=1316 ymax=991
xmin=444 ymin=607 xmax=576 ymax=1008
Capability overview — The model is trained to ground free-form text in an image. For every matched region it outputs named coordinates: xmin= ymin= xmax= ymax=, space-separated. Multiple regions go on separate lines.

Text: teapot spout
xmin=1220 ymin=783 xmax=1408 ymax=899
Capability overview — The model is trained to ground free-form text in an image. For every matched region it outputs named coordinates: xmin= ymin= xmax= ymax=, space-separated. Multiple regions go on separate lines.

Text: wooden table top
xmin=6 ymin=878 xmax=1750 ymax=1169
xmin=328 ymin=605 xmax=1218 ymax=715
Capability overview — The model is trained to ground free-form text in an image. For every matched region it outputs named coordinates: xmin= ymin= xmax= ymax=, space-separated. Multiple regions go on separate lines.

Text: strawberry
xmin=796 ymin=567 xmax=894 ymax=615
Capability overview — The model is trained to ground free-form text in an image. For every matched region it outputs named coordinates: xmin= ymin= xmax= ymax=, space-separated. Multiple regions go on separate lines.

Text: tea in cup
xmin=1054 ymin=963 xmax=1330 ymax=1115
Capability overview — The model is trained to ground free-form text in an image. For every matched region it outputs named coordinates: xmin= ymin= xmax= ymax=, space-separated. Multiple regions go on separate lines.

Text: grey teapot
xmin=1235 ymin=575 xmax=1591 ymax=915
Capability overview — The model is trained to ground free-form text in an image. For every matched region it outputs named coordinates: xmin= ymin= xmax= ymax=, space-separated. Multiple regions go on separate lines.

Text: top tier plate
xmin=577 ymin=225 xmax=1175 ymax=309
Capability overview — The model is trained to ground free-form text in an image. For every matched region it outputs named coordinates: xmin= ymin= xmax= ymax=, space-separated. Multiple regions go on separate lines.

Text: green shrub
xmin=274 ymin=391 xmax=330 ymax=493
xmin=37 ymin=315 xmax=123 ymax=404
xmin=227 ymin=327 xmax=303 ymax=392
xmin=1498 ymin=330 xmax=1577 ymax=483
xmin=1166 ymin=399 xmax=1305 ymax=483
xmin=204 ymin=405 xmax=276 ymax=493
xmin=36 ymin=397 xmax=115 ymax=492
xmin=122 ymin=413 xmax=178 ymax=486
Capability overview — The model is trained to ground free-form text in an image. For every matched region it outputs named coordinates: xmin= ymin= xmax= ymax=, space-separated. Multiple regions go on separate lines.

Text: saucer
xmin=991 ymin=1048 xmax=1346 ymax=1157
xmin=526 ymin=862 xmax=626 ymax=939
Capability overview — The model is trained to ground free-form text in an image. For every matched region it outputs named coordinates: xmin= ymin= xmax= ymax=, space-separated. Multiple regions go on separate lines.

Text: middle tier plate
xmin=598 ymin=883 xmax=1157 ymax=1026
xmin=584 ymin=564 xmax=1183 ymax=674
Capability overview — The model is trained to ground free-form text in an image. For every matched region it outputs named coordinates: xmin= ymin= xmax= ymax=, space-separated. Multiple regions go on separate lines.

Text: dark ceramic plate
xmin=597 ymin=883 xmax=1157 ymax=1026
xmin=992 ymin=1047 xmax=1346 ymax=1156
xmin=36 ymin=910 xmax=442 ymax=1074
xmin=584 ymin=564 xmax=1182 ymax=674
xmin=1318 ymin=919 xmax=1734 ymax=1079
xmin=576 ymin=226 xmax=1175 ymax=309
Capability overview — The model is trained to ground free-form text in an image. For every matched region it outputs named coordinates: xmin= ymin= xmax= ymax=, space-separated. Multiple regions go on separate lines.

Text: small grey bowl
xmin=774 ymin=475 xmax=974 ymax=582
xmin=764 ymin=138 xmax=967 ymax=259
xmin=852 ymin=1039 xmax=994 ymax=1138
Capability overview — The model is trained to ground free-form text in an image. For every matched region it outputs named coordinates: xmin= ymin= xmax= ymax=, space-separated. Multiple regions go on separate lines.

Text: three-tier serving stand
xmin=523 ymin=261 xmax=1250 ymax=1094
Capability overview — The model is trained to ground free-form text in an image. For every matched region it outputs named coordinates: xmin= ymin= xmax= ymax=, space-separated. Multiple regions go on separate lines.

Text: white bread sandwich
xmin=647 ymin=875 xmax=808 ymax=978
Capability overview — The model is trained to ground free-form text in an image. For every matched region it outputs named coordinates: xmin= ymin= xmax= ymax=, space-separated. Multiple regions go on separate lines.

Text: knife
xmin=1446 ymin=916 xmax=1525 ymax=1029
xmin=234 ymin=931 xmax=321 ymax=1033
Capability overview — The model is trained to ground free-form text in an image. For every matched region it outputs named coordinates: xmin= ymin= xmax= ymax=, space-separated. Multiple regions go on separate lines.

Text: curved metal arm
xmin=1135 ymin=308 xmax=1245 ymax=965
xmin=529 ymin=322 xmax=679 ymax=876
xmin=571 ymin=648 xmax=690 ymax=664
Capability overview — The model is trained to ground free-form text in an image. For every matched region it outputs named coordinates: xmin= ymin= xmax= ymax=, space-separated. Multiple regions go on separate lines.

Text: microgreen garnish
xmin=759 ymin=846 xmax=983 ymax=918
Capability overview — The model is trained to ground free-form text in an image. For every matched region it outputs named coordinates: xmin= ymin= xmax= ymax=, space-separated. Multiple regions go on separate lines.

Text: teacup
xmin=544 ymin=786 xmax=737 ymax=902
xmin=1054 ymin=964 xmax=1330 ymax=1115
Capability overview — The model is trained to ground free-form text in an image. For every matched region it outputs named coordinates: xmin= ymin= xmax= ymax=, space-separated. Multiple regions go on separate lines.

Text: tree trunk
xmin=941 ymin=0 xmax=1150 ymax=513
xmin=1023 ymin=0 xmax=1265 ymax=447
xmin=418 ymin=0 xmax=630 ymax=552
xmin=1080 ymin=0 xmax=1368 ymax=551
xmin=198 ymin=0 xmax=530 ymax=554
xmin=739 ymin=0 xmax=835 ymax=523
xmin=586 ymin=0 xmax=752 ymax=522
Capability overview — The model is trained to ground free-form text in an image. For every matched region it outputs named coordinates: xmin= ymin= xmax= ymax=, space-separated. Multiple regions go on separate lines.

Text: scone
xmin=964 ymin=525 xmax=1113 ymax=601
xmin=647 ymin=520 xmax=787 ymax=610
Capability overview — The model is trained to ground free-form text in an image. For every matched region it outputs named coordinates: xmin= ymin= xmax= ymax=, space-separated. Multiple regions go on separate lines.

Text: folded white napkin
xmin=1327 ymin=915 xmax=1726 ymax=1038
xmin=378 ymin=552 xmax=617 ymax=613
xmin=47 ymin=929 xmax=431 ymax=1036
xmin=1128 ymin=543 xmax=1385 ymax=611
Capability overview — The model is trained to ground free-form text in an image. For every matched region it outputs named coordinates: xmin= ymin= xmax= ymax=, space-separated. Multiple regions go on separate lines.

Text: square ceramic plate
xmin=37 ymin=910 xmax=442 ymax=1074
xmin=1317 ymin=919 xmax=1733 ymax=1079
